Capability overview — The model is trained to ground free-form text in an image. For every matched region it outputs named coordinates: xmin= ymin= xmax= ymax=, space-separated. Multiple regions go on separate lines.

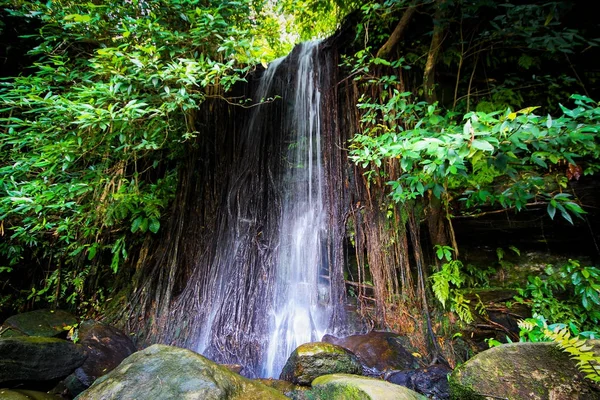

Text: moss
xmin=449 ymin=342 xmax=600 ymax=400
xmin=312 ymin=374 xmax=426 ymax=400
xmin=448 ymin=372 xmax=485 ymax=400
xmin=309 ymin=383 xmax=370 ymax=400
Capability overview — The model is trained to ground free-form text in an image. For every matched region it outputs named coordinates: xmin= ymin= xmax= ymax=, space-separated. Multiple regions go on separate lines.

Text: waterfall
xmin=262 ymin=40 xmax=331 ymax=377
xmin=189 ymin=39 xmax=341 ymax=378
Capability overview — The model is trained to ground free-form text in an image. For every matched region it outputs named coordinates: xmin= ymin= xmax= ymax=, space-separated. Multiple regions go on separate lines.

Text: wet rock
xmin=311 ymin=373 xmax=426 ymax=399
xmin=322 ymin=331 xmax=419 ymax=373
xmin=449 ymin=342 xmax=600 ymax=399
xmin=0 ymin=389 xmax=63 ymax=400
xmin=0 ymin=337 xmax=86 ymax=384
xmin=1 ymin=310 xmax=77 ymax=338
xmin=75 ymin=344 xmax=286 ymax=400
xmin=386 ymin=364 xmax=451 ymax=399
xmin=65 ymin=320 xmax=137 ymax=395
xmin=279 ymin=342 xmax=363 ymax=385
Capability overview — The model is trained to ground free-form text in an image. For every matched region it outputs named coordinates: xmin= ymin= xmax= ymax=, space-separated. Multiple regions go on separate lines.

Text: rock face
xmin=311 ymin=374 xmax=426 ymax=400
xmin=322 ymin=331 xmax=419 ymax=372
xmin=449 ymin=342 xmax=600 ymax=399
xmin=1 ymin=309 xmax=77 ymax=338
xmin=0 ymin=337 xmax=86 ymax=384
xmin=279 ymin=342 xmax=363 ymax=385
xmin=75 ymin=344 xmax=286 ymax=400
xmin=67 ymin=320 xmax=136 ymax=393
xmin=386 ymin=364 xmax=451 ymax=400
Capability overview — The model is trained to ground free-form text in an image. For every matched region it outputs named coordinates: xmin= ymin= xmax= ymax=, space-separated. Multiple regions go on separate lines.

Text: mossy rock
xmin=449 ymin=342 xmax=600 ymax=399
xmin=0 ymin=389 xmax=63 ymax=400
xmin=280 ymin=342 xmax=363 ymax=385
xmin=311 ymin=374 xmax=426 ymax=400
xmin=1 ymin=309 xmax=76 ymax=338
xmin=75 ymin=344 xmax=286 ymax=400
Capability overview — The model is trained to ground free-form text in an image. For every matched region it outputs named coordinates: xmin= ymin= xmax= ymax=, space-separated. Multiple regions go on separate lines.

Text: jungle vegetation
xmin=1 ymin=0 xmax=599 ymax=365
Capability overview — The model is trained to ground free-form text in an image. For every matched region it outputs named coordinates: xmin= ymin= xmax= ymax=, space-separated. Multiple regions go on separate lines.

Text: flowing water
xmin=194 ymin=40 xmax=334 ymax=378
xmin=262 ymin=40 xmax=331 ymax=377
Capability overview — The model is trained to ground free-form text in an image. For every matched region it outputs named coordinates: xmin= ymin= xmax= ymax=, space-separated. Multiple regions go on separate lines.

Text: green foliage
xmin=0 ymin=0 xmax=272 ymax=310
xmin=513 ymin=314 xmax=600 ymax=383
xmin=350 ymin=92 xmax=599 ymax=223
xmin=430 ymin=245 xmax=473 ymax=323
xmin=544 ymin=326 xmax=600 ymax=383
xmin=514 ymin=260 xmax=600 ymax=332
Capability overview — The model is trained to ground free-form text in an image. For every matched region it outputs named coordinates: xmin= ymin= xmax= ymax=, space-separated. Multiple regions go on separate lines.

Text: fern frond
xmin=544 ymin=327 xmax=600 ymax=383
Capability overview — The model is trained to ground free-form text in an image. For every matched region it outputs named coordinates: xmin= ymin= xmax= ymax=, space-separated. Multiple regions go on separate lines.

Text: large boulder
xmin=65 ymin=320 xmax=137 ymax=395
xmin=279 ymin=342 xmax=363 ymax=385
xmin=75 ymin=344 xmax=286 ymax=400
xmin=1 ymin=310 xmax=77 ymax=338
xmin=386 ymin=364 xmax=451 ymax=399
xmin=449 ymin=342 xmax=600 ymax=399
xmin=0 ymin=337 xmax=86 ymax=384
xmin=323 ymin=331 xmax=419 ymax=373
xmin=311 ymin=374 xmax=426 ymax=400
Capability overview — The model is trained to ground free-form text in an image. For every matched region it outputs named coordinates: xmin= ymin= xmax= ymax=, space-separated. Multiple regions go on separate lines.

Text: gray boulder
xmin=75 ymin=344 xmax=286 ymax=400
xmin=449 ymin=341 xmax=600 ymax=399
xmin=279 ymin=342 xmax=363 ymax=385
xmin=0 ymin=337 xmax=86 ymax=384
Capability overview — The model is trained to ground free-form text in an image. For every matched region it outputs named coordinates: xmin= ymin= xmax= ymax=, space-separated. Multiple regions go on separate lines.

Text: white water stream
xmin=262 ymin=40 xmax=331 ymax=377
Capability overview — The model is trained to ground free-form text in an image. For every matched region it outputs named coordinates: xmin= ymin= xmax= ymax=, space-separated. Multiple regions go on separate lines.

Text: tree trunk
xmin=423 ymin=0 xmax=446 ymax=103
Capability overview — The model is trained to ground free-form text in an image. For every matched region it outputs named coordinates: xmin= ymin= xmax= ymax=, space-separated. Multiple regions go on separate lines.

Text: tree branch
xmin=376 ymin=3 xmax=417 ymax=60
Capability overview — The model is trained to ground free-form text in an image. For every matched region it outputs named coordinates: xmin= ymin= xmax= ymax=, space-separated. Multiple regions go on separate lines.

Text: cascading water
xmin=262 ymin=40 xmax=331 ymax=377
xmin=190 ymin=39 xmax=341 ymax=378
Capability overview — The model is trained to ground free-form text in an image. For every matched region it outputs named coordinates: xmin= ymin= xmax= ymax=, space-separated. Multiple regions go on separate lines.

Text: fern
xmin=431 ymin=259 xmax=465 ymax=307
xmin=432 ymin=273 xmax=451 ymax=307
xmin=544 ymin=327 xmax=600 ymax=383
xmin=452 ymin=291 xmax=474 ymax=323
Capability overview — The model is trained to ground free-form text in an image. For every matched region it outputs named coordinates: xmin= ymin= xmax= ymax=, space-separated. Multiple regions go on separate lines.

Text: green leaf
xmin=149 ymin=218 xmax=160 ymax=234
xmin=87 ymin=244 xmax=97 ymax=261
xmin=131 ymin=216 xmax=143 ymax=233
xmin=560 ymin=209 xmax=574 ymax=225
xmin=472 ymin=139 xmax=494 ymax=152
xmin=547 ymin=203 xmax=556 ymax=220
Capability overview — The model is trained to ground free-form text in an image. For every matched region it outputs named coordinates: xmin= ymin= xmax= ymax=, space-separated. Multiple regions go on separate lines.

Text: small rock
xmin=0 ymin=337 xmax=87 ymax=384
xmin=1 ymin=310 xmax=77 ymax=338
xmin=311 ymin=373 xmax=426 ymax=399
xmin=449 ymin=342 xmax=600 ymax=399
xmin=279 ymin=342 xmax=362 ymax=385
xmin=386 ymin=364 xmax=451 ymax=399
xmin=75 ymin=344 xmax=286 ymax=399
xmin=323 ymin=331 xmax=419 ymax=373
